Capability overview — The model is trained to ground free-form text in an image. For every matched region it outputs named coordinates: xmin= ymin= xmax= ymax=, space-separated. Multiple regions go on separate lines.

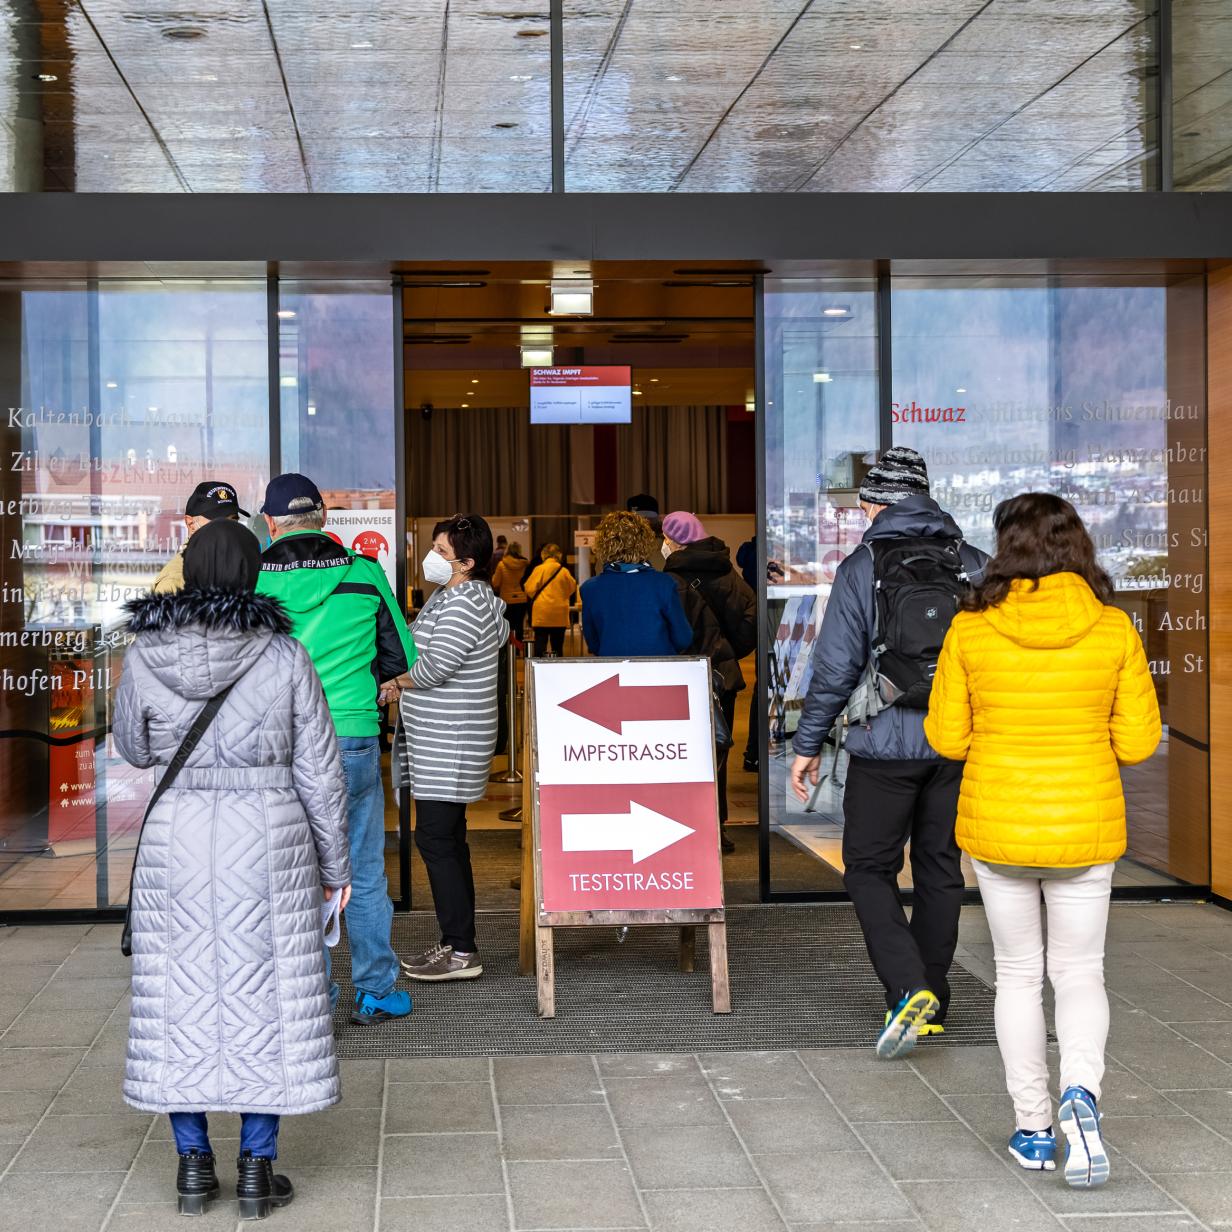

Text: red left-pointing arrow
xmin=558 ymin=674 xmax=690 ymax=735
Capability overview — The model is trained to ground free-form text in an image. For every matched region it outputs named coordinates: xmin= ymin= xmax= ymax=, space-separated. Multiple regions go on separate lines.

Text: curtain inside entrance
xmin=405 ymin=404 xmax=729 ymax=516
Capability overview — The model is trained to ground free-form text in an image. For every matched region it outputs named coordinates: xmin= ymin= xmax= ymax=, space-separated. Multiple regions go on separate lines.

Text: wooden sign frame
xmin=517 ymin=656 xmax=731 ymax=1018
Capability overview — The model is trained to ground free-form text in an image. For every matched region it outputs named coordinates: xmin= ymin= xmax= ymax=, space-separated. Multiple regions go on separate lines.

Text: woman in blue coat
xmin=581 ymin=511 xmax=694 ymax=656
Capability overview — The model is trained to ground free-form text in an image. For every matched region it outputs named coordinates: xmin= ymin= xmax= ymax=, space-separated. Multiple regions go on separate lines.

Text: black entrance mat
xmin=332 ymin=904 xmax=996 ymax=1059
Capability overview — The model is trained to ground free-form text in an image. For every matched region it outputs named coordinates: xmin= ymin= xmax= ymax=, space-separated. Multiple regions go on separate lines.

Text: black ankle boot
xmin=176 ymin=1149 xmax=220 ymax=1216
xmin=236 ymin=1151 xmax=294 ymax=1221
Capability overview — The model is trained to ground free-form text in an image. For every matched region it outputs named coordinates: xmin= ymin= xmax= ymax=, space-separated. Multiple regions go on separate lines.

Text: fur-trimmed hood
xmin=125 ymin=587 xmax=293 ymax=700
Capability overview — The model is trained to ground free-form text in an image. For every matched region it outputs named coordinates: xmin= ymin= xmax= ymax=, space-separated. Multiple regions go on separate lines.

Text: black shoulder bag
xmin=120 ymin=683 xmax=237 ymax=957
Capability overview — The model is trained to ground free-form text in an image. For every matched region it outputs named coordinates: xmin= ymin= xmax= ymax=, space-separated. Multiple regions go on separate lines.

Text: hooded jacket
xmin=398 ymin=580 xmax=510 ymax=803
xmin=113 ymin=587 xmax=351 ymax=1116
xmin=664 ymin=537 xmax=757 ymax=694
xmin=925 ymin=572 xmax=1161 ymax=868
xmin=256 ymin=530 xmax=416 ymax=737
xmin=793 ymin=495 xmax=989 ymax=761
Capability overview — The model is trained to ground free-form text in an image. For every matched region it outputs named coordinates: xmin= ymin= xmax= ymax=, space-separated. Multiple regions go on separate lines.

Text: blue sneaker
xmin=1059 ymin=1085 xmax=1110 ymax=1188
xmin=1009 ymin=1129 xmax=1057 ymax=1171
xmin=875 ymin=989 xmax=940 ymax=1060
xmin=351 ymin=988 xmax=412 ymax=1025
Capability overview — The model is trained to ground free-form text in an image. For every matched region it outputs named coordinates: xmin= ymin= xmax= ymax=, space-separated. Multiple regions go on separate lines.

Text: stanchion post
xmin=491 ymin=639 xmax=523 ymax=785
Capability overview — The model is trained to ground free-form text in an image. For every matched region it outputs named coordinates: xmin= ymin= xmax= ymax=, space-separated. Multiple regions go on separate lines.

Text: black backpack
xmin=866 ymin=536 xmax=969 ymax=710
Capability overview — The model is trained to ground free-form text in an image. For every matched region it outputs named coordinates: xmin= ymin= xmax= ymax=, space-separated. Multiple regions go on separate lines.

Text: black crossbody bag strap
xmin=120 ymin=682 xmax=237 ymax=957
xmin=527 ymin=563 xmax=563 ymax=606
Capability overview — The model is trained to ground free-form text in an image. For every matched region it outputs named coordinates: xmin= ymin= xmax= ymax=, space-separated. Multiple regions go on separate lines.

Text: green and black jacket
xmin=256 ymin=530 xmax=416 ymax=738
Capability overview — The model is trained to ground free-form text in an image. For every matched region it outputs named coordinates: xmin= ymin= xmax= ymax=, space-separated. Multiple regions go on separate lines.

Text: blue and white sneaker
xmin=1009 ymin=1129 xmax=1057 ymax=1171
xmin=875 ymin=989 xmax=940 ymax=1060
xmin=1059 ymin=1085 xmax=1110 ymax=1188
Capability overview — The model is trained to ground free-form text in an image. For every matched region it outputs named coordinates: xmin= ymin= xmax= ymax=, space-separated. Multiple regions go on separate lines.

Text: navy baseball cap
xmin=185 ymin=481 xmax=247 ymax=520
xmin=261 ymin=473 xmax=324 ymax=517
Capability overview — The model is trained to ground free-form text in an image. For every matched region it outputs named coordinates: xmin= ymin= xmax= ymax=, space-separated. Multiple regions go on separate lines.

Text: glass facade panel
xmin=0 ymin=280 xmax=269 ymax=910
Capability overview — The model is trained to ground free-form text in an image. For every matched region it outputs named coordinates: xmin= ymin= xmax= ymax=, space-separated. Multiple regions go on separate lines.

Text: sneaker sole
xmin=349 ymin=1007 xmax=413 ymax=1025
xmin=400 ymin=965 xmax=484 ymax=982
xmin=1060 ymin=1093 xmax=1109 ymax=1188
xmin=1008 ymin=1144 xmax=1057 ymax=1171
xmin=875 ymin=990 xmax=939 ymax=1060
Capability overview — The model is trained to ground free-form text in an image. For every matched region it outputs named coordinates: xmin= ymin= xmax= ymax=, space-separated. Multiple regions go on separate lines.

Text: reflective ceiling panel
xmin=0 ymin=0 xmax=1198 ymax=193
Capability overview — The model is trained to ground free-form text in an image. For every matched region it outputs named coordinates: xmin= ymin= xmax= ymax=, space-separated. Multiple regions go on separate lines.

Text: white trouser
xmin=973 ymin=859 xmax=1115 ymax=1132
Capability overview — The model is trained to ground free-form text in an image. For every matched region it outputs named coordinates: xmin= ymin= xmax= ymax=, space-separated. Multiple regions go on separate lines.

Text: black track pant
xmin=414 ymin=799 xmax=477 ymax=953
xmin=841 ymin=755 xmax=965 ymax=1020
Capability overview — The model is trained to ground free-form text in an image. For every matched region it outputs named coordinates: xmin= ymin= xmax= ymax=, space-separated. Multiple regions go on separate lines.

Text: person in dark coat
xmin=661 ymin=512 xmax=757 ymax=852
xmin=581 ymin=511 xmax=694 ymax=656
xmin=115 ymin=519 xmax=351 ymax=1221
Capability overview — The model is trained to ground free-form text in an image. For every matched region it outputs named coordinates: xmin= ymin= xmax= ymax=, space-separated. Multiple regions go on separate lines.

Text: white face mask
xmin=661 ymin=540 xmax=674 ymax=561
xmin=422 ymin=550 xmax=455 ymax=587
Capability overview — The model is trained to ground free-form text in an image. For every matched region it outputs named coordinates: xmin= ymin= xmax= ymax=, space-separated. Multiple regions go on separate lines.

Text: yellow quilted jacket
xmin=924 ymin=572 xmax=1161 ymax=869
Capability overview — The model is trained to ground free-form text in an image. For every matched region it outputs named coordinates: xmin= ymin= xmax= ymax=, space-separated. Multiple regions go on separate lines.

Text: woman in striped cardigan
xmin=397 ymin=514 xmax=509 ymax=982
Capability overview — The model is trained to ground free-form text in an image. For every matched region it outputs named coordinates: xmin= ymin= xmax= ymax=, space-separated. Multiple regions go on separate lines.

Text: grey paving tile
xmin=1157 ymin=1086 xmax=1232 ymax=1128
xmin=494 ymin=1056 xmax=603 ymax=1105
xmin=1109 ymin=977 xmax=1232 ymax=1024
xmin=109 ymin=1199 xmax=239 ymax=1230
xmin=943 ymin=1093 xmax=1016 ymax=1146
xmin=1170 ymin=1019 xmax=1232 ymax=1056
xmin=11 ymin=1112 xmax=147 ymax=1172
xmin=804 ymin=1067 xmax=953 ymax=1124
xmin=0 ymin=1089 xmax=54 ymax=1143
xmin=753 ymin=1150 xmax=912 ymax=1223
xmin=338 ymin=1058 xmax=385 ymax=1109
xmin=1030 ymin=1144 xmax=1182 ymax=1217
xmin=57 ymin=949 xmax=134 ymax=979
xmin=1156 ymin=1171 xmax=1232 ymax=1229
xmin=723 ymin=1097 xmax=859 ymax=1154
xmin=0 ymin=1169 xmax=126 ymax=1232
xmin=1061 ymin=1217 xmax=1198 ymax=1230
xmin=499 ymin=1103 xmax=622 ymax=1161
xmin=604 ymin=1076 xmax=726 ymax=1128
xmin=643 ymin=1186 xmax=788 ymax=1232
xmin=859 ymin=1121 xmax=1007 ymax=1182
xmin=0 ymin=1044 xmax=84 ymax=1094
xmin=381 ymin=1132 xmax=504 ymax=1197
xmin=122 ymin=1137 xmax=202 ymax=1203
xmin=1108 ymin=1020 xmax=1232 ymax=1089
xmin=386 ymin=1080 xmax=496 ymax=1134
xmin=595 ymin=1054 xmax=699 ymax=1078
xmin=898 ymin=1178 xmax=1063 ymax=1229
xmin=276 ymin=1106 xmax=382 ymax=1166
xmin=48 ymin=1066 xmax=147 ymax=1116
xmin=507 ymin=1159 xmax=644 ymax=1229
xmin=788 ymin=1223 xmax=921 ymax=1232
xmin=261 ymin=1165 xmax=377 ymax=1232
xmin=27 ymin=976 xmax=132 ymax=1013
xmin=0 ymin=967 xmax=67 ymax=998
xmin=0 ymin=998 xmax=31 ymax=1031
xmin=908 ymin=1046 xmax=1008 ymax=1096
xmin=622 ymin=1123 xmax=759 ymax=1190
xmin=697 ymin=1052 xmax=817 ymax=1100
xmin=1105 ymin=1114 xmax=1232 ymax=1173
xmin=3 ymin=1008 xmax=112 ymax=1048
xmin=381 ymin=1193 xmax=510 ymax=1232
xmin=388 ymin=1056 xmax=491 ymax=1083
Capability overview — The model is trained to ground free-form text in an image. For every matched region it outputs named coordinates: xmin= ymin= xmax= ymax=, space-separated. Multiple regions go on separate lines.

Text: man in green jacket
xmin=257 ymin=473 xmax=416 ymax=1025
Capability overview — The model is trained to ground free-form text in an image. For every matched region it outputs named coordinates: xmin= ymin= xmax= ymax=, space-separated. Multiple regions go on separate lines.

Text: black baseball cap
xmin=626 ymin=493 xmax=659 ymax=516
xmin=261 ymin=472 xmax=324 ymax=517
xmin=185 ymin=481 xmax=247 ymax=520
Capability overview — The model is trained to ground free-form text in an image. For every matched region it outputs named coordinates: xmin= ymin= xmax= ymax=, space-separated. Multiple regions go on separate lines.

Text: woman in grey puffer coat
xmin=114 ymin=519 xmax=351 ymax=1221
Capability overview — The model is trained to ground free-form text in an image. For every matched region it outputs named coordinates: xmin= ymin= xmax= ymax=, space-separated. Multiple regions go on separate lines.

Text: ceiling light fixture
xmin=470 ymin=378 xmax=479 ymax=384
xmin=956 ymin=387 xmax=967 ymax=393
xmin=813 ymin=372 xmax=833 ymax=383
xmin=307 ymin=403 xmax=317 ymax=416
xmin=745 ymin=399 xmax=755 ymax=413
xmin=280 ymin=376 xmax=298 ymax=387
xmin=821 ymin=305 xmax=851 ymax=317
xmin=105 ymin=381 xmax=118 ymax=389
xmin=461 ymin=402 xmax=470 ymax=407
xmin=276 ymin=309 xmax=296 ymax=319
xmin=521 ymin=346 xmax=554 ymax=368
xmin=549 ymin=279 xmax=593 ymax=316
xmin=34 ymin=73 xmax=57 ymax=82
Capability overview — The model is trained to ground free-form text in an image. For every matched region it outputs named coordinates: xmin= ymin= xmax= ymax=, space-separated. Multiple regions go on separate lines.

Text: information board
xmin=530 ymin=366 xmax=632 ymax=424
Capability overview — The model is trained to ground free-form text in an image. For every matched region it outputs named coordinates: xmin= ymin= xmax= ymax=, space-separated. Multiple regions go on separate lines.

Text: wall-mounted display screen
xmin=530 ymin=366 xmax=632 ymax=424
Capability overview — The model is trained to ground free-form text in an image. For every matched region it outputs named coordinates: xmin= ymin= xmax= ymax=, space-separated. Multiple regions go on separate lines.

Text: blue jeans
xmin=329 ymin=735 xmax=399 ymax=1003
xmin=170 ymin=1112 xmax=280 ymax=1159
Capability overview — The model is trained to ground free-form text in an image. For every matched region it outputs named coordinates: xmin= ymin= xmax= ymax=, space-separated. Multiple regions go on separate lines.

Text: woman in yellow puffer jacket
xmin=925 ymin=493 xmax=1160 ymax=1191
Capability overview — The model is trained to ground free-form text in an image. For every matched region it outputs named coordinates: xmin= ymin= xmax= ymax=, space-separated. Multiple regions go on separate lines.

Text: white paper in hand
xmin=322 ymin=892 xmax=342 ymax=948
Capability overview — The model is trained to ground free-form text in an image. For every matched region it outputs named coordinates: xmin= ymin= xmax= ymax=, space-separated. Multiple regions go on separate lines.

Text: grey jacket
xmin=398 ymin=580 xmax=509 ymax=804
xmin=114 ymin=587 xmax=351 ymax=1116
xmin=793 ymin=496 xmax=988 ymax=762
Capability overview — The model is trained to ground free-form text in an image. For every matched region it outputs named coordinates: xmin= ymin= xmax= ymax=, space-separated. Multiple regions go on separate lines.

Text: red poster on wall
xmin=48 ymin=657 xmax=96 ymax=849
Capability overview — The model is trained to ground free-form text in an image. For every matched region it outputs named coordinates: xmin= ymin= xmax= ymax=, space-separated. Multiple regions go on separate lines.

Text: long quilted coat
xmin=924 ymin=572 xmax=1161 ymax=869
xmin=114 ymin=587 xmax=351 ymax=1116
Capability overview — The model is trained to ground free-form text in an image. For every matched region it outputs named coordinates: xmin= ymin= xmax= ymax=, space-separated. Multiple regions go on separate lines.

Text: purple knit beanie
xmin=662 ymin=511 xmax=707 ymax=545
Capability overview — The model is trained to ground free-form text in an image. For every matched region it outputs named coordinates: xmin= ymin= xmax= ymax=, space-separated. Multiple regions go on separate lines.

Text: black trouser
xmin=743 ymin=682 xmax=759 ymax=765
xmin=413 ymin=799 xmax=477 ymax=953
xmin=534 ymin=626 xmax=565 ymax=658
xmin=506 ymin=603 xmax=527 ymax=639
xmin=841 ymin=755 xmax=964 ymax=1020
xmin=715 ymin=689 xmax=738 ymax=824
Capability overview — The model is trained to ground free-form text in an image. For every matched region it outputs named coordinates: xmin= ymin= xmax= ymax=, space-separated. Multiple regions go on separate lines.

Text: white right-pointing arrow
xmin=560 ymin=801 xmax=695 ymax=865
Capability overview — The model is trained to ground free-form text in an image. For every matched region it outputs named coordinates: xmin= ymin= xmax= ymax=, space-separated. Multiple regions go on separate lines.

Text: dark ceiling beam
xmin=0 ymin=192 xmax=1230 ymax=261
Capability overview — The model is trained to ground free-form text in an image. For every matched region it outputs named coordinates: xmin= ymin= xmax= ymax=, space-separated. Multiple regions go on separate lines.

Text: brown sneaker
xmin=401 ymin=943 xmax=483 ymax=982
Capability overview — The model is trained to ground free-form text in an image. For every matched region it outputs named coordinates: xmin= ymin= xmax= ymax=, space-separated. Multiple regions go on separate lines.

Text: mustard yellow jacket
xmin=924 ymin=572 xmax=1161 ymax=869
xmin=525 ymin=560 xmax=576 ymax=628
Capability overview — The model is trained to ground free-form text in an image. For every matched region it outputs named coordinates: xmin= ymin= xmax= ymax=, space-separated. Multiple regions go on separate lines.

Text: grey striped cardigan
xmin=397 ymin=580 xmax=509 ymax=803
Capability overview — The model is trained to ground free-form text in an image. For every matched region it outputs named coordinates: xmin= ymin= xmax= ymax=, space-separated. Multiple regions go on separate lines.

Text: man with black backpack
xmin=790 ymin=447 xmax=987 ymax=1060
